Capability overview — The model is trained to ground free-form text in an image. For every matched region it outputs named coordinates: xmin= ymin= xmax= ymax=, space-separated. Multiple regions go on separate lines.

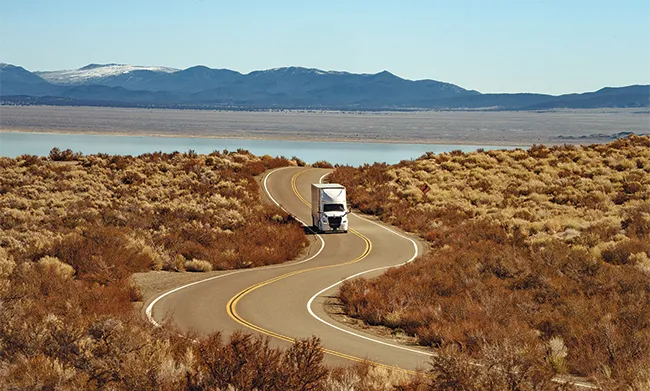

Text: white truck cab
xmin=311 ymin=183 xmax=349 ymax=233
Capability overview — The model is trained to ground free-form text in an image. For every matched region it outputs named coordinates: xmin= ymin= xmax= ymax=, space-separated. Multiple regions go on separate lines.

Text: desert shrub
xmin=0 ymin=247 xmax=15 ymax=276
xmin=49 ymin=147 xmax=82 ymax=161
xmin=50 ymin=226 xmax=156 ymax=284
xmin=622 ymin=202 xmax=650 ymax=239
xmin=0 ymin=247 xmax=15 ymax=295
xmin=600 ymin=238 xmax=650 ymax=265
xmin=0 ymin=354 xmax=82 ymax=390
xmin=184 ymin=258 xmax=213 ymax=272
xmin=333 ymin=136 xmax=650 ymax=386
xmin=261 ymin=154 xmax=294 ymax=170
xmin=18 ymin=154 xmax=43 ymax=166
xmin=425 ymin=341 xmax=568 ymax=391
xmin=312 ymin=160 xmax=334 ymax=168
xmin=188 ymin=332 xmax=328 ymax=391
xmin=37 ymin=256 xmax=75 ymax=279
xmin=1 ymin=146 xmax=434 ymax=391
xmin=243 ymin=159 xmax=267 ymax=176
xmin=162 ymin=253 xmax=186 ymax=272
xmin=292 ymin=156 xmax=307 ymax=166
xmin=0 ymin=149 xmax=340 ymax=390
xmin=0 ymin=150 xmax=306 ymax=275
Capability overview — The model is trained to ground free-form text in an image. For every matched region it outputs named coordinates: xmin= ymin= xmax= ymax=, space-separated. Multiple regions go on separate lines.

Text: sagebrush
xmin=332 ymin=136 xmax=650 ymax=388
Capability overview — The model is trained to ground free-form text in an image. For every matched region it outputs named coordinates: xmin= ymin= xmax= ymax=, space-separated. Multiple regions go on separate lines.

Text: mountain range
xmin=1 ymin=63 xmax=648 ymax=110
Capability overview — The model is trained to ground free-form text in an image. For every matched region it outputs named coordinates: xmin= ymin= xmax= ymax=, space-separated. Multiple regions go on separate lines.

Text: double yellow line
xmin=225 ymin=168 xmax=419 ymax=375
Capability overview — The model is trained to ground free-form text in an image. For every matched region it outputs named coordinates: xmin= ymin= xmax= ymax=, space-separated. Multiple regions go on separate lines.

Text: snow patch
xmin=36 ymin=64 xmax=179 ymax=85
xmin=257 ymin=67 xmax=349 ymax=76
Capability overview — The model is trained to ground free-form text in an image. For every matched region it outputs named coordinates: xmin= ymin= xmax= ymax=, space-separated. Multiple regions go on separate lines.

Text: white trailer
xmin=311 ymin=183 xmax=349 ymax=233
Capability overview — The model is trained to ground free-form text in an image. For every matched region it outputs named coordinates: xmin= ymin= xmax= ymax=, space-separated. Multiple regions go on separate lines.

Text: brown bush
xmin=2 ymin=147 xmax=443 ymax=390
xmin=600 ymin=239 xmax=650 ymax=265
xmin=184 ymin=259 xmax=213 ymax=272
xmin=334 ymin=136 xmax=650 ymax=386
xmin=49 ymin=147 xmax=81 ymax=161
xmin=424 ymin=341 xmax=570 ymax=391
xmin=0 ymin=149 xmax=354 ymax=390
xmin=0 ymin=150 xmax=307 ymax=275
xmin=312 ymin=160 xmax=334 ymax=168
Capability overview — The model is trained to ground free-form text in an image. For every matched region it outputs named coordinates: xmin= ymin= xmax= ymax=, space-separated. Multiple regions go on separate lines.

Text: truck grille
xmin=328 ymin=216 xmax=342 ymax=229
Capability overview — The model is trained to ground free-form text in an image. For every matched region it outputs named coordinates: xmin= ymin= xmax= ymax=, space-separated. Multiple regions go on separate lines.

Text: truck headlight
xmin=321 ymin=216 xmax=328 ymax=222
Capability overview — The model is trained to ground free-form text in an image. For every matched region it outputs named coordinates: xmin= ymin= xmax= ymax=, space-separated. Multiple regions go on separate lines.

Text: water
xmin=0 ymin=132 xmax=513 ymax=166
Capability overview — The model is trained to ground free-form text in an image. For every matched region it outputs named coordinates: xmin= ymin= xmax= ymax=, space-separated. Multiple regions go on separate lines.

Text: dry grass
xmin=183 ymin=259 xmax=213 ymax=272
xmin=0 ymin=149 xmax=307 ymax=272
xmin=332 ymin=135 xmax=650 ymax=388
xmin=0 ymin=148 xmax=442 ymax=390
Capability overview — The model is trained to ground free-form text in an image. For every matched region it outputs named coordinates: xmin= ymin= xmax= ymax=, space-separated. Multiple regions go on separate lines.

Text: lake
xmin=0 ymin=132 xmax=513 ymax=166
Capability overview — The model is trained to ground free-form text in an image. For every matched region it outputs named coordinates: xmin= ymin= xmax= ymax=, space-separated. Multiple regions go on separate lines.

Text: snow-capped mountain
xmin=5 ymin=62 xmax=647 ymax=109
xmin=35 ymin=63 xmax=179 ymax=85
xmin=252 ymin=66 xmax=352 ymax=76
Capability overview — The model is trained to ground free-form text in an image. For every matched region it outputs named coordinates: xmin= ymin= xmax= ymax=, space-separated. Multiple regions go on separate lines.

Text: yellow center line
xmin=226 ymin=168 xmax=420 ymax=376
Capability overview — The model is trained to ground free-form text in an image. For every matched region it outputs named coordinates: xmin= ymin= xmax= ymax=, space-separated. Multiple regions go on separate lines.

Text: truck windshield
xmin=324 ymin=204 xmax=345 ymax=212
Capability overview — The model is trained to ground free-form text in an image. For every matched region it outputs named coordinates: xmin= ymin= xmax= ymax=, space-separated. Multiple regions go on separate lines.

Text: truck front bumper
xmin=320 ymin=220 xmax=348 ymax=233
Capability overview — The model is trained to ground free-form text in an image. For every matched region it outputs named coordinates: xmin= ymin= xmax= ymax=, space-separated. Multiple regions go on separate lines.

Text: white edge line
xmin=311 ymin=171 xmax=599 ymax=389
xmin=308 ymin=170 xmax=427 ymax=356
xmin=146 ymin=270 xmax=241 ymax=327
xmin=307 ymin=265 xmax=429 ymax=356
xmin=146 ymin=167 xmax=596 ymax=388
xmin=146 ymin=166 xmax=325 ymax=327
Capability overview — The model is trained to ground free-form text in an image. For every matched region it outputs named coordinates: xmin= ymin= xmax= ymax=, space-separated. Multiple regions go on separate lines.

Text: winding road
xmin=146 ymin=166 xmax=431 ymax=372
xmin=146 ymin=166 xmax=598 ymax=389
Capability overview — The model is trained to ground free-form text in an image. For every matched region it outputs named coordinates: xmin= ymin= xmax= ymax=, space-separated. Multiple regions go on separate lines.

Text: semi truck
xmin=311 ymin=183 xmax=349 ymax=233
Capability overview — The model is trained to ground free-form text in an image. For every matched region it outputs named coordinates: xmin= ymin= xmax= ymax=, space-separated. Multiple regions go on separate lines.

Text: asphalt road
xmin=146 ymin=166 xmax=599 ymax=389
xmin=147 ymin=166 xmax=432 ymax=372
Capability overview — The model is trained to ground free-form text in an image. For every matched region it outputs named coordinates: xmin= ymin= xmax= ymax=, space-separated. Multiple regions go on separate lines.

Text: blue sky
xmin=1 ymin=0 xmax=648 ymax=94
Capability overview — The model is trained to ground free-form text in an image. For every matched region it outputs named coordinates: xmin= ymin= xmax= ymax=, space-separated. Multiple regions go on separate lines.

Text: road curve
xmin=147 ymin=167 xmax=430 ymax=371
